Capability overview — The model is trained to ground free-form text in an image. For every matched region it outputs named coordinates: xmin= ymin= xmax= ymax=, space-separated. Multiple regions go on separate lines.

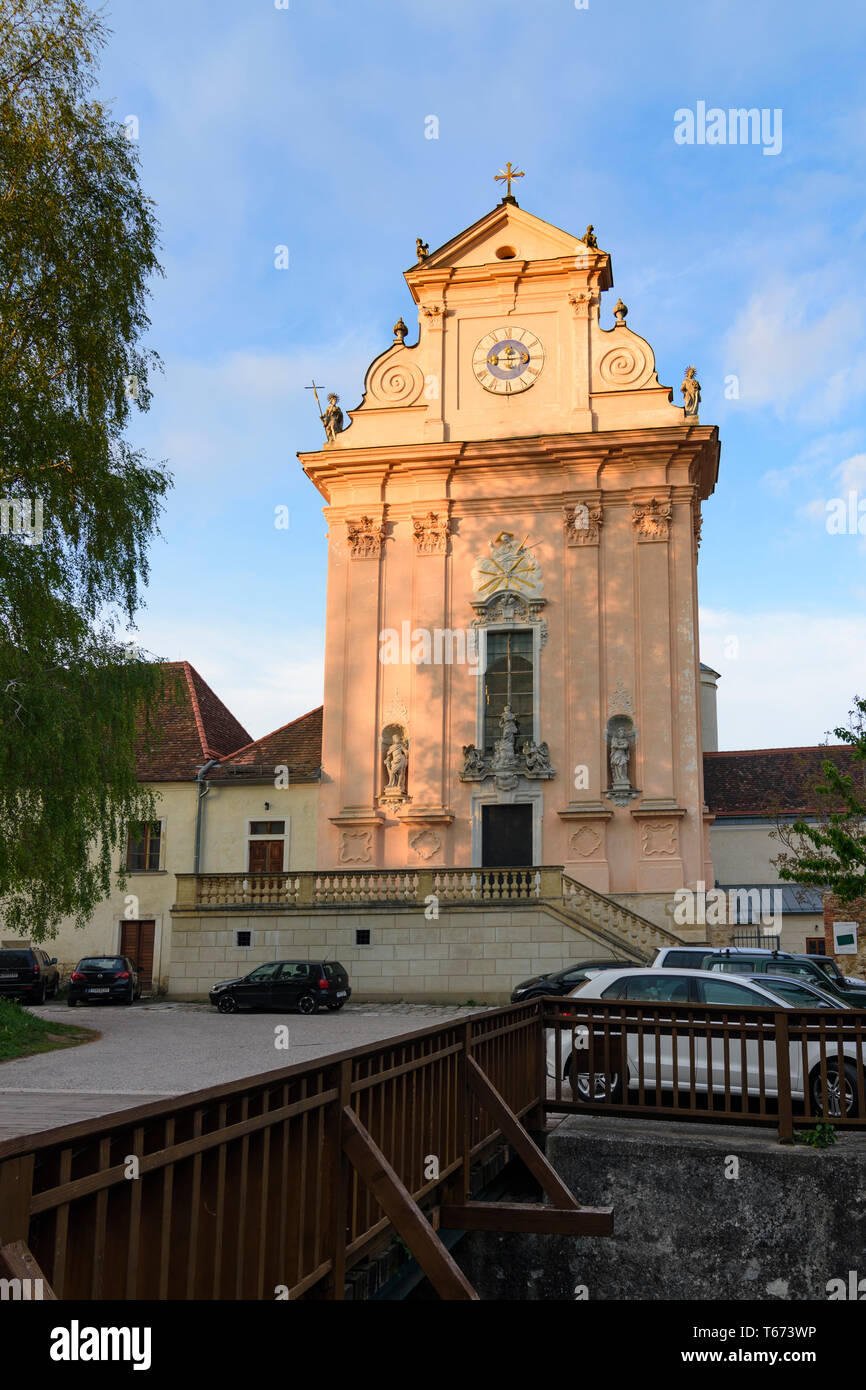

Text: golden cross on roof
xmin=495 ymin=162 xmax=524 ymax=200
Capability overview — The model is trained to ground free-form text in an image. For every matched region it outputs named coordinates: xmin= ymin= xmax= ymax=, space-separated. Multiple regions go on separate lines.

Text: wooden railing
xmin=543 ymin=996 xmax=866 ymax=1141
xmin=0 ymin=1003 xmax=610 ymax=1302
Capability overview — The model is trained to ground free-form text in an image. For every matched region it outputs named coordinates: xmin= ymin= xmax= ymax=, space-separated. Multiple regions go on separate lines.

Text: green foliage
xmin=0 ymin=1 xmax=172 ymax=938
xmin=0 ymin=996 xmax=93 ymax=1060
xmin=794 ymin=1122 xmax=838 ymax=1150
xmin=775 ymin=696 xmax=866 ymax=904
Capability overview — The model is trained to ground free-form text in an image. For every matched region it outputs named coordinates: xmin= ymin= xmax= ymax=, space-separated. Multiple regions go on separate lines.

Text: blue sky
xmin=100 ymin=0 xmax=866 ymax=750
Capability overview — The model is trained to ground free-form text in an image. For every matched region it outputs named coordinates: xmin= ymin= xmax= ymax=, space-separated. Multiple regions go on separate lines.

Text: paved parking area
xmin=0 ymin=999 xmax=483 ymax=1142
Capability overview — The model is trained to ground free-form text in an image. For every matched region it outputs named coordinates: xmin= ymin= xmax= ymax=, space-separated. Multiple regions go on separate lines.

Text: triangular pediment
xmin=407 ymin=202 xmax=594 ymax=277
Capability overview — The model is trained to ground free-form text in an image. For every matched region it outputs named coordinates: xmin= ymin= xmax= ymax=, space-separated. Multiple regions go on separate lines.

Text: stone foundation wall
xmin=457 ymin=1114 xmax=866 ymax=1300
xmin=168 ymin=904 xmax=633 ymax=1003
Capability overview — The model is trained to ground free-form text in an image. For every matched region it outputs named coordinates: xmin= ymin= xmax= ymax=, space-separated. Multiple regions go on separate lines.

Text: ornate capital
xmin=564 ymin=500 xmax=603 ymax=547
xmin=632 ymin=498 xmax=672 ymax=542
xmin=567 ymin=288 xmax=596 ymax=318
xmin=346 ymin=515 xmax=385 ymax=559
xmin=413 ymin=510 xmax=450 ymax=556
xmin=693 ymin=506 xmax=703 ymax=552
xmin=420 ymin=301 xmax=446 ymax=332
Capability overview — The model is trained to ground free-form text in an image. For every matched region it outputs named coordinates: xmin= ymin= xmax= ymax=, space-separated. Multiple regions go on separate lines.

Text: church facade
xmin=5 ymin=194 xmax=834 ymax=1000
xmin=300 ymin=196 xmax=718 ymax=925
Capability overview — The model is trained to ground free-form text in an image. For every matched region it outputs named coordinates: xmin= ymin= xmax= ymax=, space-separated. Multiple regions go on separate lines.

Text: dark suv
xmin=511 ymin=959 xmax=640 ymax=1003
xmin=210 ymin=960 xmax=351 ymax=1015
xmin=67 ymin=956 xmax=141 ymax=1006
xmin=0 ymin=948 xmax=60 ymax=1004
xmin=705 ymin=951 xmax=866 ymax=1007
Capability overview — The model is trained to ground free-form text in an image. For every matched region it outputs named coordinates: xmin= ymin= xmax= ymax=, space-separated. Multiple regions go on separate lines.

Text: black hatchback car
xmin=67 ymin=956 xmax=141 ymax=1006
xmin=511 ymin=958 xmax=640 ymax=1003
xmin=0 ymin=948 xmax=60 ymax=1004
xmin=210 ymin=960 xmax=351 ymax=1015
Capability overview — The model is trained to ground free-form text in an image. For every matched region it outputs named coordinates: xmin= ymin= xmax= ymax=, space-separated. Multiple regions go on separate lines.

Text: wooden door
xmin=120 ymin=920 xmax=155 ymax=992
xmin=249 ymin=840 xmax=284 ymax=873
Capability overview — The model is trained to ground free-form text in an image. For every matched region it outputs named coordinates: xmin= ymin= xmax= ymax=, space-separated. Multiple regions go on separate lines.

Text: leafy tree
xmin=774 ymin=697 xmax=866 ymax=904
xmin=0 ymin=0 xmax=173 ymax=939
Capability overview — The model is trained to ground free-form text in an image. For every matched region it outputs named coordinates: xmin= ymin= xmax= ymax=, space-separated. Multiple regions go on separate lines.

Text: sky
xmin=97 ymin=0 xmax=866 ymax=751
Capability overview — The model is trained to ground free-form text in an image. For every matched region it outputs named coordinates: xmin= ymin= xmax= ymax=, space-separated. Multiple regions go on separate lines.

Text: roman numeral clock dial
xmin=472 ymin=326 xmax=544 ymax=394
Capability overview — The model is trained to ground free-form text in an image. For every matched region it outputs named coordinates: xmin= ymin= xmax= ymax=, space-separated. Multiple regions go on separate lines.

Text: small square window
xmin=355 ymin=929 xmax=371 ymax=947
xmin=237 ymin=930 xmax=252 ymax=948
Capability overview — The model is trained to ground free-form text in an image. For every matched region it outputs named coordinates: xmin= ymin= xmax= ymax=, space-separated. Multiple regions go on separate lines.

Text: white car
xmin=546 ymin=967 xmax=864 ymax=1117
xmin=651 ymin=945 xmax=785 ymax=969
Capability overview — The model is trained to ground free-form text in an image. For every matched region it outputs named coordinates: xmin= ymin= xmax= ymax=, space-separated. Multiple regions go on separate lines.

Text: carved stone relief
xmin=632 ymin=498 xmax=672 ymax=542
xmin=409 ymin=829 xmax=441 ymax=861
xmin=413 ymin=511 xmax=450 ymax=555
xmin=641 ymin=821 xmax=678 ymax=858
xmin=564 ymin=501 xmax=603 ymax=547
xmin=339 ymin=830 xmax=372 ymax=864
xmin=347 ymin=515 xmax=385 ymax=559
xmin=570 ymin=826 xmax=602 ymax=858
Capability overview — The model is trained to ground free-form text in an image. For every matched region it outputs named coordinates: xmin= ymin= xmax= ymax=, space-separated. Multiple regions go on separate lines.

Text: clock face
xmin=472 ymin=326 xmax=544 ymax=395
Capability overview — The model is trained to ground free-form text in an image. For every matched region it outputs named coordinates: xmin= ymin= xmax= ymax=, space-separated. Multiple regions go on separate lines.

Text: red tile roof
xmin=210 ymin=706 xmax=323 ymax=783
xmin=703 ymin=745 xmax=856 ymax=818
xmin=135 ymin=661 xmax=253 ymax=781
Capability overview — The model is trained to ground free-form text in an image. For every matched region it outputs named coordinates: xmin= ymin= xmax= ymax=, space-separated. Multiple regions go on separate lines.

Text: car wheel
xmin=33 ymin=982 xmax=47 ymax=1005
xmin=217 ymin=994 xmax=239 ymax=1014
xmin=297 ymin=993 xmax=319 ymax=1015
xmin=67 ymin=997 xmax=76 ymax=1008
xmin=811 ymin=1060 xmax=860 ymax=1118
xmin=567 ymin=1059 xmax=622 ymax=1104
xmin=124 ymin=986 xmax=134 ymax=1005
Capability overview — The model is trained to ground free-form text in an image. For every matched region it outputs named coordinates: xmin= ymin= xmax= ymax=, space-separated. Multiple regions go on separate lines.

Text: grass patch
xmin=0 ymin=997 xmax=97 ymax=1062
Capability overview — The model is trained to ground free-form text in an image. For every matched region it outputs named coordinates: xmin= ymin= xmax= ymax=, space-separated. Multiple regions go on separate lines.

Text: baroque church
xmin=9 ymin=188 xmax=839 ymax=999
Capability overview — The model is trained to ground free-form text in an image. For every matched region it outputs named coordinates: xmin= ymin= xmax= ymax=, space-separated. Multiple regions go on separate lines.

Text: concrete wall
xmin=457 ymin=1114 xmax=866 ymax=1300
xmin=168 ymin=903 xmax=630 ymax=1003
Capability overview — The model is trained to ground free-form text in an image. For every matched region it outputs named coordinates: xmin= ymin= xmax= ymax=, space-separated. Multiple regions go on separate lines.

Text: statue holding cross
xmin=306 ymin=380 xmax=344 ymax=442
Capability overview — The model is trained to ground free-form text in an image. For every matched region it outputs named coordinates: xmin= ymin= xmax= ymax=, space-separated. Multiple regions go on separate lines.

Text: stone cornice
xmin=300 ymin=426 xmax=720 ymax=502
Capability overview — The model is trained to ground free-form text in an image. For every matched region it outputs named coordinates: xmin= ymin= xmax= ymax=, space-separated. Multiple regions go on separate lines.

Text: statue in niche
xmin=609 ymin=731 xmax=631 ymax=790
xmin=681 ymin=366 xmax=701 ymax=417
xmin=384 ymin=733 xmax=409 ymax=793
xmin=323 ymin=393 xmax=344 ymax=441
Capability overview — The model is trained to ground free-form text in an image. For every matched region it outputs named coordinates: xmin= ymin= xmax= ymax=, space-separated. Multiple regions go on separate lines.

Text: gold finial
xmin=494 ymin=162 xmax=525 ymax=202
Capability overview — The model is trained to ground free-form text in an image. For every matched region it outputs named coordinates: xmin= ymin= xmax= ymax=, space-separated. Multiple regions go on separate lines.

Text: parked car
xmin=547 ymin=967 xmax=863 ymax=1116
xmin=210 ymin=960 xmax=351 ymax=1014
xmin=652 ymin=945 xmax=794 ymax=969
xmin=805 ymin=954 xmax=866 ymax=992
xmin=511 ymin=959 xmax=639 ymax=1003
xmin=67 ymin=956 xmax=141 ymax=1006
xmin=751 ymin=974 xmax=852 ymax=1010
xmin=0 ymin=947 xmax=60 ymax=1005
xmin=704 ymin=952 xmax=866 ymax=1007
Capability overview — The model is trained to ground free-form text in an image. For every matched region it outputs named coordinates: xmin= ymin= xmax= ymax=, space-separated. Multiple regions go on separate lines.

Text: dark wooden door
xmin=481 ymin=804 xmax=533 ymax=868
xmin=120 ymin=920 xmax=155 ymax=992
xmin=249 ymin=840 xmax=283 ymax=873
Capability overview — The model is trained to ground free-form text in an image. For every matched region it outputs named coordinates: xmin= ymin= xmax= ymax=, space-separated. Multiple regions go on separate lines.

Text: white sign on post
xmin=833 ymin=921 xmax=859 ymax=956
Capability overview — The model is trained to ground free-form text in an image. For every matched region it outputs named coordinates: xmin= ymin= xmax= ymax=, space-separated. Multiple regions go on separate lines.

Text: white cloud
xmin=700 ymin=607 xmax=866 ymax=749
xmin=722 ymin=274 xmax=866 ymax=422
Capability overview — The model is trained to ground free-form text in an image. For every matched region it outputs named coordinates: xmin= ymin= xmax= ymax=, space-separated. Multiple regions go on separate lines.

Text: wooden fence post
xmin=774 ymin=1012 xmax=795 ymax=1143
